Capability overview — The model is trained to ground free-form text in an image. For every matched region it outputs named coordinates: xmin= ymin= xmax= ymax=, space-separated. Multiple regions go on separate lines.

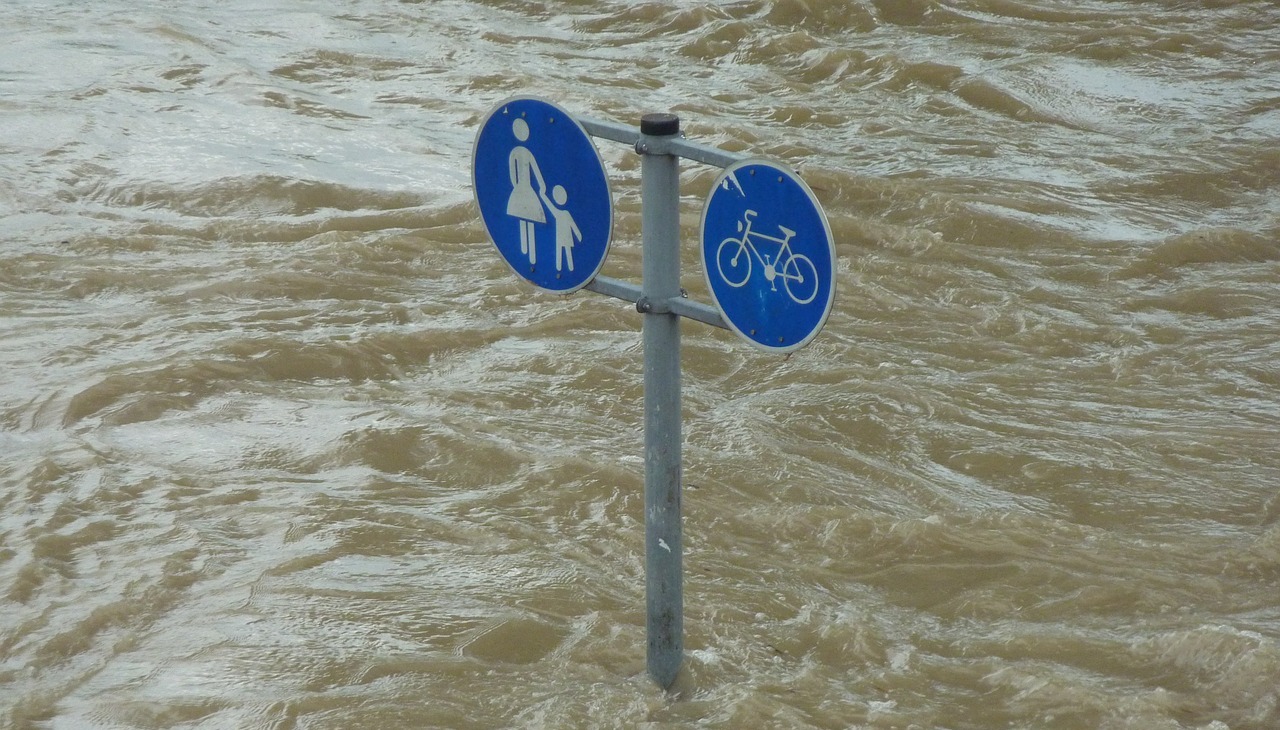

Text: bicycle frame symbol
xmin=715 ymin=209 xmax=819 ymax=304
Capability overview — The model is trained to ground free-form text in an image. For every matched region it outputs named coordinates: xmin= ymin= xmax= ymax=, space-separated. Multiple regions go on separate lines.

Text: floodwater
xmin=2 ymin=0 xmax=1278 ymax=727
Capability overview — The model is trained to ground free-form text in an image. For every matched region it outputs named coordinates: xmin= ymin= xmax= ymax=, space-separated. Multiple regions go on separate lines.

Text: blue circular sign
xmin=700 ymin=160 xmax=835 ymax=352
xmin=472 ymin=97 xmax=613 ymax=293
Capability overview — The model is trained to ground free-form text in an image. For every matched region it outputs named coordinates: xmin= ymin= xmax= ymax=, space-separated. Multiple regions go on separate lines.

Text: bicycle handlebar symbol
xmin=715 ymin=209 xmax=819 ymax=304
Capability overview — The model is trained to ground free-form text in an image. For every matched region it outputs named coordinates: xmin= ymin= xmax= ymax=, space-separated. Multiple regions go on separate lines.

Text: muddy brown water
xmin=2 ymin=1 xmax=1278 ymax=728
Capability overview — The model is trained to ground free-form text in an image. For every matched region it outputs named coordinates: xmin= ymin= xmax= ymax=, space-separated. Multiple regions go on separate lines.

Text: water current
xmin=2 ymin=0 xmax=1279 ymax=727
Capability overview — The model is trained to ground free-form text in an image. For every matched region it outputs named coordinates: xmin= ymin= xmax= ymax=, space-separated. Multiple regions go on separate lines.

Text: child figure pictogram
xmin=541 ymin=185 xmax=581 ymax=272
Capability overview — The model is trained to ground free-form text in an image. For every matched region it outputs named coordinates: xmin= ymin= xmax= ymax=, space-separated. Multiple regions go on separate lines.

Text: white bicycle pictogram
xmin=715 ymin=209 xmax=819 ymax=304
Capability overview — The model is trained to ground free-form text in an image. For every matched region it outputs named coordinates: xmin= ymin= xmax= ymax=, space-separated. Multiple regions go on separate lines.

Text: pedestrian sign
xmin=472 ymin=96 xmax=614 ymax=293
xmin=700 ymin=159 xmax=835 ymax=352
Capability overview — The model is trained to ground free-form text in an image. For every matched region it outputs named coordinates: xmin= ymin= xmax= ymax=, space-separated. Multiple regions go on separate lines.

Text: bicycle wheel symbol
xmin=716 ymin=237 xmax=751 ymax=288
xmin=782 ymin=254 xmax=818 ymax=305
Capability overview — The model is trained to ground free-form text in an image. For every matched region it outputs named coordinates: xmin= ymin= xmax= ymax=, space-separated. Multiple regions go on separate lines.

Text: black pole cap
xmin=640 ymin=112 xmax=680 ymax=136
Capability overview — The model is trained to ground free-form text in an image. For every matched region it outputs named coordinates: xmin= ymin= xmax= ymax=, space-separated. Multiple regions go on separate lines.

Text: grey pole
xmin=638 ymin=112 xmax=683 ymax=691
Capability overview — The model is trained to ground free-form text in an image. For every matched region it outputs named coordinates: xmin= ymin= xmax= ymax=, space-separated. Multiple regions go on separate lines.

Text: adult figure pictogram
xmin=506 ymin=118 xmax=547 ymax=265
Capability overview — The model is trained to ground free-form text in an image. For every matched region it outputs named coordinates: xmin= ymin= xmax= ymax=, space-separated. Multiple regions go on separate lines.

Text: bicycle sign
xmin=701 ymin=159 xmax=835 ymax=352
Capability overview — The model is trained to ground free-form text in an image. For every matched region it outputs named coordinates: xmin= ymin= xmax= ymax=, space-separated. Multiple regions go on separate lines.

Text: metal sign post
xmin=637 ymin=113 xmax=684 ymax=690
xmin=472 ymin=97 xmax=835 ymax=691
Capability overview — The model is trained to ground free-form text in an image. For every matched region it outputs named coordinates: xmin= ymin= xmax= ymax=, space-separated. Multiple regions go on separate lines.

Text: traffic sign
xmin=700 ymin=159 xmax=835 ymax=352
xmin=472 ymin=96 xmax=613 ymax=293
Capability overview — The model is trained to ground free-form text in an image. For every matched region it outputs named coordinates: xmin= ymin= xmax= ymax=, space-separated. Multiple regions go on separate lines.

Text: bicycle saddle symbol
xmin=715 ymin=209 xmax=819 ymax=305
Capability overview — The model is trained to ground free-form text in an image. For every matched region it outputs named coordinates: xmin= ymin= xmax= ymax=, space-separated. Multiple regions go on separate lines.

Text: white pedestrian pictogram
xmin=503 ymin=117 xmax=577 ymax=271
xmin=506 ymin=117 xmax=547 ymax=265
xmin=541 ymin=185 xmax=580 ymax=272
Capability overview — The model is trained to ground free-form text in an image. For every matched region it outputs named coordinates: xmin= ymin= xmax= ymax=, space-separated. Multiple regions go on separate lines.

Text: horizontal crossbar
xmin=578 ymin=116 xmax=747 ymax=170
xmin=586 ymin=275 xmax=728 ymax=330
